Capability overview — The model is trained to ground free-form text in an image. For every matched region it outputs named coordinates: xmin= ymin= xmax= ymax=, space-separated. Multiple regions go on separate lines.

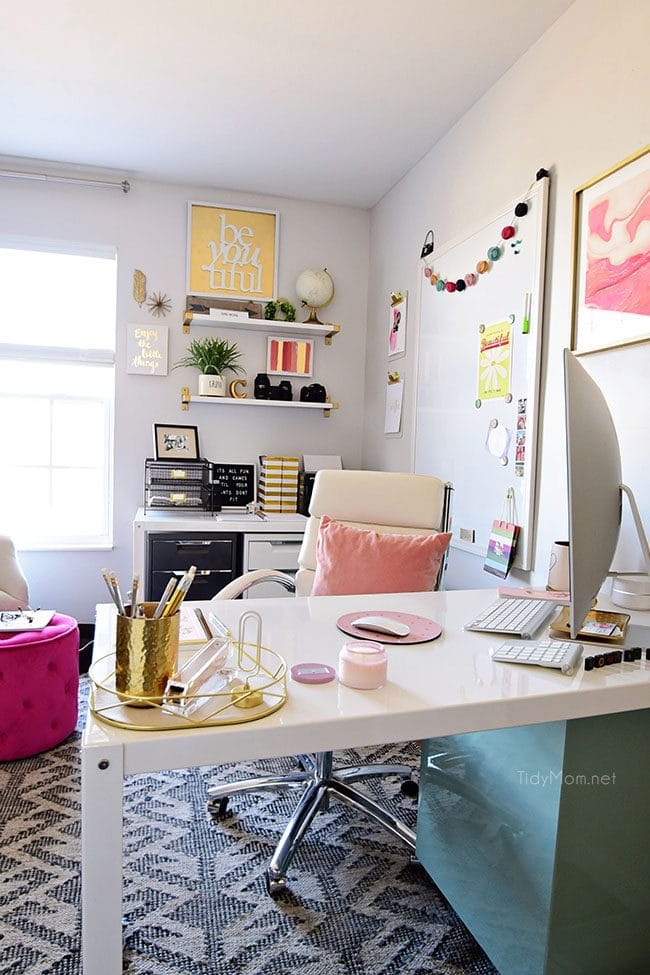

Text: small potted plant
xmin=173 ymin=336 xmax=243 ymax=396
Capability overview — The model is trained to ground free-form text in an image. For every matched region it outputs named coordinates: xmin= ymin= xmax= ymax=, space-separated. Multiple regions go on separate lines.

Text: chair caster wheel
xmin=265 ymin=869 xmax=287 ymax=898
xmin=208 ymin=796 xmax=230 ymax=819
xmin=400 ymin=778 xmax=419 ymax=799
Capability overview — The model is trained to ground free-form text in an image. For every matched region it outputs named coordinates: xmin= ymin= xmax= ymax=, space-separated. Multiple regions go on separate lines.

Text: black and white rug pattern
xmin=0 ymin=680 xmax=498 ymax=975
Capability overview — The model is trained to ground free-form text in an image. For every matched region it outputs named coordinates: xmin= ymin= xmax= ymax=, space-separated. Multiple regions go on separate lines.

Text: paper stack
xmin=258 ymin=456 xmax=300 ymax=512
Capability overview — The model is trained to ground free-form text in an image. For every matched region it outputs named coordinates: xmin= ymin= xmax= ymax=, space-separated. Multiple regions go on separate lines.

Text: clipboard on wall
xmin=385 ymin=372 xmax=404 ymax=437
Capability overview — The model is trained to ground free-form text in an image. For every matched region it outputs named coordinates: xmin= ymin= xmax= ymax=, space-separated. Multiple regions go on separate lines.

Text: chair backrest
xmin=295 ymin=470 xmax=453 ymax=596
xmin=0 ymin=535 xmax=29 ymax=611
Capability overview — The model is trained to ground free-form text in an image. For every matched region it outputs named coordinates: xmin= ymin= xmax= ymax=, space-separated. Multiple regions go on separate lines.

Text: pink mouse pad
xmin=336 ymin=611 xmax=442 ymax=644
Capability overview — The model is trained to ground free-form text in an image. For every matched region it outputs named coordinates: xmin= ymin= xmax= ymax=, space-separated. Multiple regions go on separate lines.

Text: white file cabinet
xmin=242 ymin=533 xmax=304 ymax=598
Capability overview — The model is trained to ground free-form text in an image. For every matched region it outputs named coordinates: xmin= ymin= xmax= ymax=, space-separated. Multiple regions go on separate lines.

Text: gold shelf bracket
xmin=324 ymin=324 xmax=340 ymax=346
xmin=181 ymin=386 xmax=190 ymax=411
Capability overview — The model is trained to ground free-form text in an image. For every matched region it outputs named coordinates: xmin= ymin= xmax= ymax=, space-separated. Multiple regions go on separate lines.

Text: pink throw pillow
xmin=311 ymin=515 xmax=452 ymax=596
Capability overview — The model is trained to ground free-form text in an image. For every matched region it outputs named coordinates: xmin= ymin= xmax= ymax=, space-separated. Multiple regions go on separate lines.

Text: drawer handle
xmin=176 ymin=541 xmax=212 ymax=548
xmin=171 ymin=569 xmax=212 ymax=577
xmin=268 ymin=540 xmax=300 ymax=546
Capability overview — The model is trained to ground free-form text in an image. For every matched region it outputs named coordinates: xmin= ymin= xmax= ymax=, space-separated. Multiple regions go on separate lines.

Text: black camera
xmin=300 ymin=383 xmax=327 ymax=403
xmin=254 ymin=373 xmax=271 ymax=399
xmin=269 ymin=380 xmax=293 ymax=401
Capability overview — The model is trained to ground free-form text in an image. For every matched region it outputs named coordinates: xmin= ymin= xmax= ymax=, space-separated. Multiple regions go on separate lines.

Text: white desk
xmin=81 ymin=589 xmax=650 ymax=975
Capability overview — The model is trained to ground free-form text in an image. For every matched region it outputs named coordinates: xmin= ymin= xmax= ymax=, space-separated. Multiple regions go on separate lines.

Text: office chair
xmin=208 ymin=469 xmax=453 ymax=895
xmin=0 ymin=535 xmax=29 ymax=611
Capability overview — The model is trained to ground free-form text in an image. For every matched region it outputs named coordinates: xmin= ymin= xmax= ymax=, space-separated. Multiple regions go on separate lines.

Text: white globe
xmin=295 ymin=268 xmax=334 ymax=312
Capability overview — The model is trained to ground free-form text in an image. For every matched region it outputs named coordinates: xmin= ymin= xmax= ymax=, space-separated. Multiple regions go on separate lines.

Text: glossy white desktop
xmin=81 ymin=589 xmax=650 ymax=975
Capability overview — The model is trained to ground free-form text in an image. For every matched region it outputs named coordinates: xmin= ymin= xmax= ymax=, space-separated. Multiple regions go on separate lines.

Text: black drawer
xmin=148 ymin=533 xmax=239 ymax=571
xmin=145 ymin=532 xmax=241 ymax=600
xmin=149 ymin=568 xmax=233 ymax=601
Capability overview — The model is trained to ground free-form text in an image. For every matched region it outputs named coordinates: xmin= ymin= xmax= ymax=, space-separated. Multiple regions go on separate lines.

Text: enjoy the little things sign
xmin=127 ymin=324 xmax=169 ymax=376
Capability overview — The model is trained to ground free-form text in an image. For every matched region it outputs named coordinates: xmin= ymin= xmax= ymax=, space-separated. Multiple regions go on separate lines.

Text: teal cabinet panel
xmin=418 ymin=724 xmax=566 ymax=975
xmin=548 ymin=708 xmax=650 ymax=975
xmin=417 ymin=710 xmax=650 ymax=975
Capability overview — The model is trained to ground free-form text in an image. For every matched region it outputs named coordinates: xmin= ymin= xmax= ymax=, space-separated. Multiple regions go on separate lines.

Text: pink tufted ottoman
xmin=0 ymin=614 xmax=79 ymax=761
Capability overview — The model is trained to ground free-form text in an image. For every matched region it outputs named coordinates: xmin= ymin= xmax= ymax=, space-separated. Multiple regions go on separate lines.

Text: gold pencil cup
xmin=115 ymin=602 xmax=180 ymax=707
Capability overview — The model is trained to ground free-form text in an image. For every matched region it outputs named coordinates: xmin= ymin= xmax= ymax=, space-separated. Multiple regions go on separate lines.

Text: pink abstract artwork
xmin=585 ymin=169 xmax=650 ymax=316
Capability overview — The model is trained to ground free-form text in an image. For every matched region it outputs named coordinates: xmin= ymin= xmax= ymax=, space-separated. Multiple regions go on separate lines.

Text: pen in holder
xmin=115 ymin=601 xmax=180 ymax=707
xmin=231 ymin=610 xmax=265 ymax=709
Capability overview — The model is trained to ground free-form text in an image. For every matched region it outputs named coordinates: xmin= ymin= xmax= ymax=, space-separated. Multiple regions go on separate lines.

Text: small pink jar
xmin=338 ymin=640 xmax=387 ymax=689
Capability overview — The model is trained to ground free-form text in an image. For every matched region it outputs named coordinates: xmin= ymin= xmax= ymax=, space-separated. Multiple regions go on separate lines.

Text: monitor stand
xmin=610 ymin=484 xmax=650 ymax=611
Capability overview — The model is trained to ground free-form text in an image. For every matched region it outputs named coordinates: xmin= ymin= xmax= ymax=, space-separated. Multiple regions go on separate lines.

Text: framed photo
xmin=571 ymin=145 xmax=650 ymax=355
xmin=186 ymin=201 xmax=279 ymax=302
xmin=153 ymin=424 xmax=200 ymax=461
xmin=266 ymin=336 xmax=314 ymax=377
xmin=388 ymin=290 xmax=407 ymax=358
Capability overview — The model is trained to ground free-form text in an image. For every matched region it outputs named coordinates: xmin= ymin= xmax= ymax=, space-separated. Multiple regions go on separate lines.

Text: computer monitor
xmin=564 ymin=350 xmax=650 ymax=638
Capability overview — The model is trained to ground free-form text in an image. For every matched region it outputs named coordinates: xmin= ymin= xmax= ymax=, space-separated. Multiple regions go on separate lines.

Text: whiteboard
xmin=413 ymin=177 xmax=549 ymax=570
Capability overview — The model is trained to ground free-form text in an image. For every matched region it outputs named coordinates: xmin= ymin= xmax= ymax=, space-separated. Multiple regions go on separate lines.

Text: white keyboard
xmin=464 ymin=596 xmax=558 ymax=638
xmin=491 ymin=640 xmax=584 ymax=676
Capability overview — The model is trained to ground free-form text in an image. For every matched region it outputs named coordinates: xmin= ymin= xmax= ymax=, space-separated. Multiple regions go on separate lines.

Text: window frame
xmin=0 ymin=238 xmax=117 ymax=551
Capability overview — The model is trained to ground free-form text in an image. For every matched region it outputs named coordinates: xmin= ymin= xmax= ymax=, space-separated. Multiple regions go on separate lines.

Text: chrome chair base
xmin=207 ymin=751 xmax=417 ymax=896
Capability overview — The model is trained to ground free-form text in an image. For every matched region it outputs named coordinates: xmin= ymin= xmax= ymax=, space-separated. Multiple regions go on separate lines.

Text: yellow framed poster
xmin=186 ymin=201 xmax=279 ymax=301
xmin=477 ymin=320 xmax=512 ymax=401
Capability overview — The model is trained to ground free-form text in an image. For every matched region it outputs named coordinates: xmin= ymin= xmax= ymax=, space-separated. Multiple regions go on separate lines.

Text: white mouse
xmin=351 ymin=616 xmax=410 ymax=638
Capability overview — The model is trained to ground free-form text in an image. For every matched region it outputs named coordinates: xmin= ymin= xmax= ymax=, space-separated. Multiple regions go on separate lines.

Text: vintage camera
xmin=300 ymin=383 xmax=327 ymax=403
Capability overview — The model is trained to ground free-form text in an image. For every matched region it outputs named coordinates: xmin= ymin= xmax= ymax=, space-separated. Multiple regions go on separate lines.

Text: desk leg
xmin=81 ymin=742 xmax=124 ymax=975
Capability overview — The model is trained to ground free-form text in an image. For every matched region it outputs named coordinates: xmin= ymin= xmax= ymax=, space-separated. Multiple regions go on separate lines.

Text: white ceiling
xmin=1 ymin=1 xmax=574 ymax=208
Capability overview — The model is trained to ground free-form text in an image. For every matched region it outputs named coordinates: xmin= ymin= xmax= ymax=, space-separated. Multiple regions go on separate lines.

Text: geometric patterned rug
xmin=0 ymin=679 xmax=499 ymax=975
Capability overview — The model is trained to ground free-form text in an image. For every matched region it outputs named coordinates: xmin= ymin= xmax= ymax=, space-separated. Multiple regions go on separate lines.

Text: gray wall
xmin=362 ymin=0 xmax=650 ymax=590
xmin=0 ymin=177 xmax=369 ymax=620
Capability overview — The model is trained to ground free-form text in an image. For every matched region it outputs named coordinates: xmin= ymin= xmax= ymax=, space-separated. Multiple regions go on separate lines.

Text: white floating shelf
xmin=181 ymin=387 xmax=339 ymax=417
xmin=183 ymin=312 xmax=340 ymax=343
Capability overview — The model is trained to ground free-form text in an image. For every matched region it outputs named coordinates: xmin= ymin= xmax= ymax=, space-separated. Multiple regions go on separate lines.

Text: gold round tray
xmin=89 ymin=641 xmax=287 ymax=731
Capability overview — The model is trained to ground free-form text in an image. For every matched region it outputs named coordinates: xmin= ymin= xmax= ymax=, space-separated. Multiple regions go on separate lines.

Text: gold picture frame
xmin=186 ymin=201 xmax=279 ymax=302
xmin=571 ymin=144 xmax=650 ymax=355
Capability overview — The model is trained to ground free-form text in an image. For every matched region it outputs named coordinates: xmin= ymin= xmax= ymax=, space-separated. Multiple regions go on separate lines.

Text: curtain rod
xmin=0 ymin=169 xmax=130 ymax=193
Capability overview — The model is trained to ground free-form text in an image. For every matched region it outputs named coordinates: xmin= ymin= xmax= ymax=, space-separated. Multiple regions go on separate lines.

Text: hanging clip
xmin=420 ymin=230 xmax=434 ymax=260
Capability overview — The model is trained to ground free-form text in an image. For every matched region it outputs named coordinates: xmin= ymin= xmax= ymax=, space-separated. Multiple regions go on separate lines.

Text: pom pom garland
xmin=422 ymin=180 xmax=533 ymax=294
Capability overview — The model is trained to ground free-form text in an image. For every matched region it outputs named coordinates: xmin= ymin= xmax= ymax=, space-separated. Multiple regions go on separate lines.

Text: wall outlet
xmin=459 ymin=528 xmax=475 ymax=543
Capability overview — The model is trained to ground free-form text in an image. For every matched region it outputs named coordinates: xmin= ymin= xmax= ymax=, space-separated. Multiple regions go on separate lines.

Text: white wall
xmin=363 ymin=0 xmax=650 ymax=590
xmin=0 ymin=177 xmax=369 ymax=620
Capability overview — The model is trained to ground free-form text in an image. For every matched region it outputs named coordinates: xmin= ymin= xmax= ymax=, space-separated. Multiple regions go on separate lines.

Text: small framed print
xmin=388 ymin=290 xmax=407 ymax=358
xmin=266 ymin=337 xmax=314 ymax=377
xmin=153 ymin=424 xmax=200 ymax=461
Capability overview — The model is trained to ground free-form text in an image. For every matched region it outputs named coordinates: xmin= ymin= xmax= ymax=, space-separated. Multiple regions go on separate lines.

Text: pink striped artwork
xmin=266 ymin=337 xmax=314 ymax=377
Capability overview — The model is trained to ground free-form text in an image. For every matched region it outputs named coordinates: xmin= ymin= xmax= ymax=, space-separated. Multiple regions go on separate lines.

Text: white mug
xmin=547 ymin=541 xmax=570 ymax=592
